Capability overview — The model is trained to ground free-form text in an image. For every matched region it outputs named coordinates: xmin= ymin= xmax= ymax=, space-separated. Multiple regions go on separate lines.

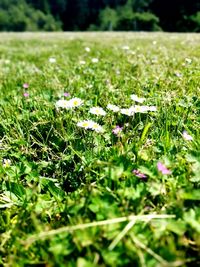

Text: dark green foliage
xmin=0 ymin=0 xmax=61 ymax=31
xmin=0 ymin=0 xmax=199 ymax=31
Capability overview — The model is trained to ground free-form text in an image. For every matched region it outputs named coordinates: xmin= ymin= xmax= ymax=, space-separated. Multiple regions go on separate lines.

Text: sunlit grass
xmin=0 ymin=32 xmax=200 ymax=266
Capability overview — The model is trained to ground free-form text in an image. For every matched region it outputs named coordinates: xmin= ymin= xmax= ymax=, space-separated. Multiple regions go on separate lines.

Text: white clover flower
xmin=107 ymin=104 xmax=120 ymax=112
xmin=91 ymin=58 xmax=99 ymax=63
xmin=2 ymin=159 xmax=11 ymax=168
xmin=85 ymin=47 xmax=91 ymax=52
xmin=49 ymin=57 xmax=56 ymax=63
xmin=79 ymin=60 xmax=86 ymax=65
xmin=77 ymin=120 xmax=94 ymax=129
xmin=89 ymin=107 xmax=106 ymax=116
xmin=55 ymin=99 xmax=71 ymax=109
xmin=182 ymin=130 xmax=193 ymax=141
xmin=120 ymin=108 xmax=134 ymax=116
xmin=131 ymin=94 xmax=145 ymax=103
xmin=68 ymin=97 xmax=83 ymax=108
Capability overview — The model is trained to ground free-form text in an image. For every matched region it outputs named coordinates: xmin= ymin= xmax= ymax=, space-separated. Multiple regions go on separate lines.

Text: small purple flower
xmin=23 ymin=83 xmax=29 ymax=89
xmin=64 ymin=92 xmax=70 ymax=97
xmin=157 ymin=162 xmax=171 ymax=175
xmin=23 ymin=92 xmax=29 ymax=97
xmin=132 ymin=169 xmax=147 ymax=179
xmin=112 ymin=125 xmax=123 ymax=136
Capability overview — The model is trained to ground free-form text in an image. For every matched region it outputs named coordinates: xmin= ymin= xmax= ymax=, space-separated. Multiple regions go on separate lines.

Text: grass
xmin=0 ymin=32 xmax=200 ymax=267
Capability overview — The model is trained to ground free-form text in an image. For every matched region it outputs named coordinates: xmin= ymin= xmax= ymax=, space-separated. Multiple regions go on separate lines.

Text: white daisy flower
xmin=116 ymin=70 xmax=120 ymax=75
xmin=49 ymin=57 xmax=56 ymax=63
xmin=79 ymin=60 xmax=86 ymax=65
xmin=182 ymin=130 xmax=193 ymax=141
xmin=89 ymin=107 xmax=106 ymax=116
xmin=77 ymin=120 xmax=94 ymax=129
xmin=68 ymin=97 xmax=83 ymax=108
xmin=147 ymin=106 xmax=157 ymax=112
xmin=107 ymin=104 xmax=120 ymax=112
xmin=91 ymin=58 xmax=99 ymax=63
xmin=55 ymin=99 xmax=71 ymax=109
xmin=85 ymin=47 xmax=91 ymax=52
xmin=77 ymin=120 xmax=104 ymax=133
xmin=122 ymin=45 xmax=130 ymax=50
xmin=131 ymin=94 xmax=145 ymax=103
xmin=2 ymin=159 xmax=11 ymax=168
xmin=90 ymin=122 xmax=104 ymax=133
xmin=120 ymin=108 xmax=134 ymax=116
xmin=185 ymin=58 xmax=192 ymax=64
xmin=131 ymin=105 xmax=149 ymax=113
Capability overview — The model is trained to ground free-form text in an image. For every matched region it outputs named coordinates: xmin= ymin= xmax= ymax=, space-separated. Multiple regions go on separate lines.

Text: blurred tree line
xmin=0 ymin=0 xmax=199 ymax=32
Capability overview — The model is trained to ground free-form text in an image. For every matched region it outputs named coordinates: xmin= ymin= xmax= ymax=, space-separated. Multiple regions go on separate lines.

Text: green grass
xmin=0 ymin=32 xmax=200 ymax=267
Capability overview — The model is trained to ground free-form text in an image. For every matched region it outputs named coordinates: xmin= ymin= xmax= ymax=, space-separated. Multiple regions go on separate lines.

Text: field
xmin=0 ymin=32 xmax=200 ymax=266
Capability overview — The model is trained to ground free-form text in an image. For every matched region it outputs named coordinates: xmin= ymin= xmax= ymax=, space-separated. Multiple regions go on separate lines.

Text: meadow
xmin=0 ymin=32 xmax=200 ymax=267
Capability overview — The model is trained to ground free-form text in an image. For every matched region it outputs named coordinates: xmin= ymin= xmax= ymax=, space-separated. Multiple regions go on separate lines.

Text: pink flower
xmin=23 ymin=83 xmax=29 ymax=89
xmin=157 ymin=162 xmax=171 ymax=175
xmin=23 ymin=92 xmax=29 ymax=97
xmin=63 ymin=92 xmax=70 ymax=97
xmin=132 ymin=169 xmax=147 ymax=179
xmin=112 ymin=125 xmax=123 ymax=136
xmin=182 ymin=130 xmax=193 ymax=141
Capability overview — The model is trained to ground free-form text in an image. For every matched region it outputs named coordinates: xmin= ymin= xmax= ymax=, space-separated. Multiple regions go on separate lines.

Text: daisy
xmin=116 ymin=70 xmax=120 ymax=75
xmin=147 ymin=106 xmax=157 ymax=112
xmin=107 ymin=104 xmax=120 ymax=112
xmin=2 ymin=159 xmax=11 ymax=168
xmin=90 ymin=122 xmax=104 ymax=133
xmin=91 ymin=58 xmax=99 ymax=63
xmin=68 ymin=97 xmax=83 ymax=108
xmin=85 ymin=47 xmax=90 ymax=52
xmin=79 ymin=60 xmax=86 ymax=65
xmin=131 ymin=94 xmax=145 ymax=103
xmin=182 ymin=130 xmax=193 ymax=141
xmin=122 ymin=45 xmax=130 ymax=50
xmin=89 ymin=107 xmax=106 ymax=116
xmin=120 ymin=108 xmax=134 ymax=116
xmin=185 ymin=58 xmax=192 ymax=64
xmin=131 ymin=105 xmax=149 ymax=113
xmin=55 ymin=99 xmax=71 ymax=109
xmin=49 ymin=57 xmax=56 ymax=63
xmin=77 ymin=120 xmax=94 ymax=129
xmin=77 ymin=120 xmax=104 ymax=133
